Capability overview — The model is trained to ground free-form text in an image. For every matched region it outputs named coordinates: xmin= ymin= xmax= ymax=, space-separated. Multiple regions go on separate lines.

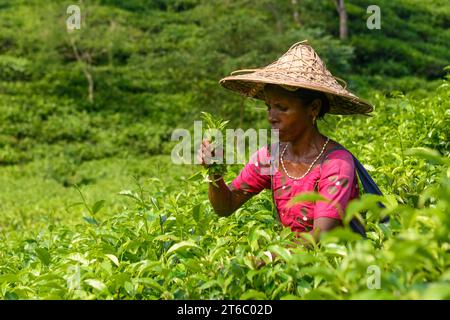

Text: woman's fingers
xmin=202 ymin=139 xmax=214 ymax=156
xmin=198 ymin=139 xmax=213 ymax=166
xmin=198 ymin=138 xmax=224 ymax=166
xmin=197 ymin=148 xmax=207 ymax=165
xmin=196 ymin=150 xmax=203 ymax=164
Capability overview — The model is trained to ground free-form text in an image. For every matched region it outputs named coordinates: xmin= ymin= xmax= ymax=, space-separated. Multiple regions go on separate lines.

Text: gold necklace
xmin=280 ymin=137 xmax=330 ymax=180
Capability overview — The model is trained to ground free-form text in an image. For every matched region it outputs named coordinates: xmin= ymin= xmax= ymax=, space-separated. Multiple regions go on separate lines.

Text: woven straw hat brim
xmin=219 ymin=40 xmax=374 ymax=116
xmin=219 ymin=75 xmax=374 ymax=116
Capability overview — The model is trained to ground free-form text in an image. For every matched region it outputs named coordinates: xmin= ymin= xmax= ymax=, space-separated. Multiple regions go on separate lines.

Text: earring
xmin=312 ymin=116 xmax=317 ymax=126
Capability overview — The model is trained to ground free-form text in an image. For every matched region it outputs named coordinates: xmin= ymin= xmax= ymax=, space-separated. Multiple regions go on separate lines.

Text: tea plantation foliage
xmin=0 ymin=0 xmax=449 ymax=299
xmin=1 ymin=81 xmax=448 ymax=299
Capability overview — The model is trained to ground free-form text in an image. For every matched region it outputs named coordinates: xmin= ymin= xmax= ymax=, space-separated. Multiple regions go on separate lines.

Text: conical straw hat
xmin=219 ymin=40 xmax=373 ymax=116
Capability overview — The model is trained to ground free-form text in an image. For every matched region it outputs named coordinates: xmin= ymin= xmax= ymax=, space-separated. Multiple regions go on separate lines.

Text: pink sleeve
xmin=314 ymin=150 xmax=356 ymax=220
xmin=231 ymin=146 xmax=271 ymax=194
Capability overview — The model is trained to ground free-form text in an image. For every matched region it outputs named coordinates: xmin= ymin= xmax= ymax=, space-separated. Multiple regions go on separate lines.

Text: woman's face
xmin=264 ymin=84 xmax=316 ymax=142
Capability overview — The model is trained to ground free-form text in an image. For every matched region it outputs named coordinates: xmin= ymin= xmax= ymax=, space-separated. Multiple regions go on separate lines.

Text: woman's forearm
xmin=208 ymin=176 xmax=235 ymax=216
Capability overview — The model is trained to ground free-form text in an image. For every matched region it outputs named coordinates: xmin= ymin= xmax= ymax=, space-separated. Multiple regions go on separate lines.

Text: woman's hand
xmin=198 ymin=138 xmax=249 ymax=217
xmin=197 ymin=138 xmax=224 ymax=171
xmin=197 ymin=138 xmax=214 ymax=168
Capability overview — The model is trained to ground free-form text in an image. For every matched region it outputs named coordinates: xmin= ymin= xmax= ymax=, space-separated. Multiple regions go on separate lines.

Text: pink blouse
xmin=231 ymin=145 xmax=360 ymax=233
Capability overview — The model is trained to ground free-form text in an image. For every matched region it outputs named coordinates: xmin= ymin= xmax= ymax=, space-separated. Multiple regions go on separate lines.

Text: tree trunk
xmin=69 ymin=37 xmax=94 ymax=104
xmin=67 ymin=0 xmax=94 ymax=104
xmin=291 ymin=0 xmax=300 ymax=26
xmin=334 ymin=0 xmax=348 ymax=40
xmin=266 ymin=3 xmax=283 ymax=33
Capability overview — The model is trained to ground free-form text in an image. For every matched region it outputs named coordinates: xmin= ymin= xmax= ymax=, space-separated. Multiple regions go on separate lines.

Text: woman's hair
xmin=291 ymin=88 xmax=330 ymax=120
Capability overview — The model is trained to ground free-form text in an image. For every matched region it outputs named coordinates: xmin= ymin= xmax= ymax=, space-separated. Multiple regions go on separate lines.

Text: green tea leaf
xmin=405 ymin=147 xmax=446 ymax=165
xmin=105 ymin=254 xmax=120 ymax=267
xmin=35 ymin=248 xmax=51 ymax=266
xmin=166 ymin=241 xmax=201 ymax=256
xmin=240 ymin=289 xmax=267 ymax=300
xmin=84 ymin=279 xmax=108 ymax=292
xmin=287 ymin=192 xmax=330 ymax=207
xmin=91 ymin=200 xmax=106 ymax=215
xmin=83 ymin=216 xmax=99 ymax=226
xmin=267 ymin=245 xmax=292 ymax=262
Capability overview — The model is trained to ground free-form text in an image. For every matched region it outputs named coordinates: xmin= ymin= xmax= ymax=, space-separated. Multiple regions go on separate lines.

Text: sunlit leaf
xmin=105 ymin=254 xmax=120 ymax=267
xmin=166 ymin=241 xmax=201 ymax=256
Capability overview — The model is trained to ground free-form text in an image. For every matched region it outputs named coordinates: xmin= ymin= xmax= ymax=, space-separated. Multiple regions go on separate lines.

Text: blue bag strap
xmin=350 ymin=153 xmax=389 ymax=223
xmin=352 ymin=156 xmax=383 ymax=197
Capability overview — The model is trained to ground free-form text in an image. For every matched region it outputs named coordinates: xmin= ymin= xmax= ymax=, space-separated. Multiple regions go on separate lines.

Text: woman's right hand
xmin=197 ymin=138 xmax=214 ymax=168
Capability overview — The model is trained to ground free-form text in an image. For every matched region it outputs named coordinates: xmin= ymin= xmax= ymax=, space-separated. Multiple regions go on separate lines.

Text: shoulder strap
xmin=350 ymin=153 xmax=389 ymax=223
xmin=318 ymin=144 xmax=384 ymax=198
xmin=320 ymin=145 xmax=346 ymax=165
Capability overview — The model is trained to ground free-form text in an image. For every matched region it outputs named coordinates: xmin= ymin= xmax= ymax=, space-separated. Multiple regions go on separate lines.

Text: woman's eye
xmin=266 ymin=104 xmax=287 ymax=111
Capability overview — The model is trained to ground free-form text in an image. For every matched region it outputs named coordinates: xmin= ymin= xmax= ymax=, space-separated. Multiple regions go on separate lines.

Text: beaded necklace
xmin=280 ymin=137 xmax=330 ymax=180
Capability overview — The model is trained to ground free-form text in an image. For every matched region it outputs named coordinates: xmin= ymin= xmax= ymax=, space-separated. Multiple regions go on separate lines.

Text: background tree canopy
xmin=0 ymin=0 xmax=448 ymax=166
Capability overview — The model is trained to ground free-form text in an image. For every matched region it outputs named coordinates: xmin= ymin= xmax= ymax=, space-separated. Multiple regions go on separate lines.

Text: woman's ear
xmin=310 ymin=98 xmax=322 ymax=117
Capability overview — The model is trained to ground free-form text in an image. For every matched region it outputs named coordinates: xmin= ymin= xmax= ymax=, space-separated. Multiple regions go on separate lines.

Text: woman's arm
xmin=208 ymin=176 xmax=254 ymax=217
xmin=292 ymin=217 xmax=342 ymax=248
xmin=311 ymin=217 xmax=342 ymax=239
xmin=198 ymin=139 xmax=254 ymax=217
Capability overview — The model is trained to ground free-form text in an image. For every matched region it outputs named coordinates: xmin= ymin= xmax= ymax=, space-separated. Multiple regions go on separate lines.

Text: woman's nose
xmin=268 ymin=109 xmax=278 ymax=124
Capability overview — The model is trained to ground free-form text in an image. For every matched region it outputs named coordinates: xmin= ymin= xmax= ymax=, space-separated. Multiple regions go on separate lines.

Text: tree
xmin=334 ymin=0 xmax=348 ymax=40
xmin=68 ymin=36 xmax=94 ymax=104
xmin=291 ymin=0 xmax=300 ymax=26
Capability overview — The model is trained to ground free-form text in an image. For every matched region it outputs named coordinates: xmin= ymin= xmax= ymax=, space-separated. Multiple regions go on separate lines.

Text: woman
xmin=197 ymin=41 xmax=373 ymax=239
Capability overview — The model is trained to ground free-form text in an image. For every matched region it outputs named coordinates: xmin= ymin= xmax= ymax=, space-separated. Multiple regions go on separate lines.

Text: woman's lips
xmin=271 ymin=126 xmax=282 ymax=132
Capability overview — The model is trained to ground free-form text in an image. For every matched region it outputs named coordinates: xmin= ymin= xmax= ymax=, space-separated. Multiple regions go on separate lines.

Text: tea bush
xmin=0 ymin=81 xmax=448 ymax=300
